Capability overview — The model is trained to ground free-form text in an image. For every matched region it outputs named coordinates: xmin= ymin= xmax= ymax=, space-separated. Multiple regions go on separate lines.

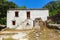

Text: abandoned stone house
xmin=7 ymin=8 xmax=49 ymax=29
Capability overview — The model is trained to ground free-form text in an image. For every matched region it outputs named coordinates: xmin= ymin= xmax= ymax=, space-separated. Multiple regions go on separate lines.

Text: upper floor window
xmin=27 ymin=11 xmax=30 ymax=19
xmin=15 ymin=11 xmax=19 ymax=17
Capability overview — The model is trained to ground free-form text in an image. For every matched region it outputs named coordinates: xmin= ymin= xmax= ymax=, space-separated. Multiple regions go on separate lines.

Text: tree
xmin=19 ymin=6 xmax=26 ymax=9
xmin=0 ymin=0 xmax=18 ymax=25
xmin=43 ymin=1 xmax=60 ymax=16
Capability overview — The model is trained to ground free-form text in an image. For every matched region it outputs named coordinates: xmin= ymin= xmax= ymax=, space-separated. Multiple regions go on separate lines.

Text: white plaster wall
xmin=7 ymin=10 xmax=26 ymax=28
xmin=30 ymin=10 xmax=49 ymax=21
xmin=16 ymin=19 xmax=33 ymax=29
xmin=7 ymin=10 xmax=49 ymax=29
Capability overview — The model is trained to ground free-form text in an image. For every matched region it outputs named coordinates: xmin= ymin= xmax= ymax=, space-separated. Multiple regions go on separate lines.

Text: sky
xmin=8 ymin=0 xmax=53 ymax=8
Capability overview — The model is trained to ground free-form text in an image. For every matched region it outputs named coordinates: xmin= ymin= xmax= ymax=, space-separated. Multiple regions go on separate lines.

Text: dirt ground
xmin=0 ymin=26 xmax=60 ymax=40
xmin=26 ymin=26 xmax=60 ymax=40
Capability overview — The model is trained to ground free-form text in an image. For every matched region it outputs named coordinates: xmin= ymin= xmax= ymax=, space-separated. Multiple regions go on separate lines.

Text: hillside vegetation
xmin=44 ymin=1 xmax=60 ymax=16
xmin=44 ymin=0 xmax=60 ymax=24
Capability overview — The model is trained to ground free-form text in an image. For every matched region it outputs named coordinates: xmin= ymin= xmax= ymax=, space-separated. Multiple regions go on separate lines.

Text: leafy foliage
xmin=19 ymin=6 xmax=26 ymax=9
xmin=0 ymin=0 xmax=17 ymax=25
xmin=43 ymin=1 xmax=60 ymax=16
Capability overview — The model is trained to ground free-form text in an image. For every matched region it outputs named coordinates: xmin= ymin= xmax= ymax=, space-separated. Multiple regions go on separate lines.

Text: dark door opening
xmin=12 ymin=21 xmax=16 ymax=25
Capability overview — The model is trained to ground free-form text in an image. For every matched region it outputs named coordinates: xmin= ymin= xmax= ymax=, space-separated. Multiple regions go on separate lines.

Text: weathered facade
xmin=7 ymin=9 xmax=49 ymax=29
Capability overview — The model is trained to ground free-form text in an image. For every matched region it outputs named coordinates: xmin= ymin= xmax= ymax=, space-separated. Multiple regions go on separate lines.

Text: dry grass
xmin=26 ymin=26 xmax=60 ymax=40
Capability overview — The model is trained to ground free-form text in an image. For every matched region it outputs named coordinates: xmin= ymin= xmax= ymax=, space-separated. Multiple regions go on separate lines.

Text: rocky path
xmin=26 ymin=26 xmax=60 ymax=40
